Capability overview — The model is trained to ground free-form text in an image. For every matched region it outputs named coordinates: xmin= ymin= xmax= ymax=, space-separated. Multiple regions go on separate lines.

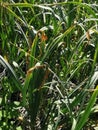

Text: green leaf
xmin=0 ymin=55 xmax=22 ymax=91
xmin=75 ymin=85 xmax=98 ymax=130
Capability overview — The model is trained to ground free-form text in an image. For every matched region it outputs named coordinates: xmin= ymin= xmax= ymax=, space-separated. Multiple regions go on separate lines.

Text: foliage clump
xmin=0 ymin=0 xmax=98 ymax=130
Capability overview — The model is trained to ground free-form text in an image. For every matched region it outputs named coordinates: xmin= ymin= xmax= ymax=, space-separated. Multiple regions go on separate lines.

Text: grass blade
xmin=74 ymin=85 xmax=98 ymax=130
xmin=0 ymin=55 xmax=22 ymax=91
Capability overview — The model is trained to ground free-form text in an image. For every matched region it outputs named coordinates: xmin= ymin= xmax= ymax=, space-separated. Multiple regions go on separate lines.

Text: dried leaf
xmin=86 ymin=30 xmax=90 ymax=41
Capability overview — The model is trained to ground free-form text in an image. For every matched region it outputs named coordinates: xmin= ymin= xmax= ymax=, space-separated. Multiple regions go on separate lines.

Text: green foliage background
xmin=0 ymin=0 xmax=98 ymax=130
